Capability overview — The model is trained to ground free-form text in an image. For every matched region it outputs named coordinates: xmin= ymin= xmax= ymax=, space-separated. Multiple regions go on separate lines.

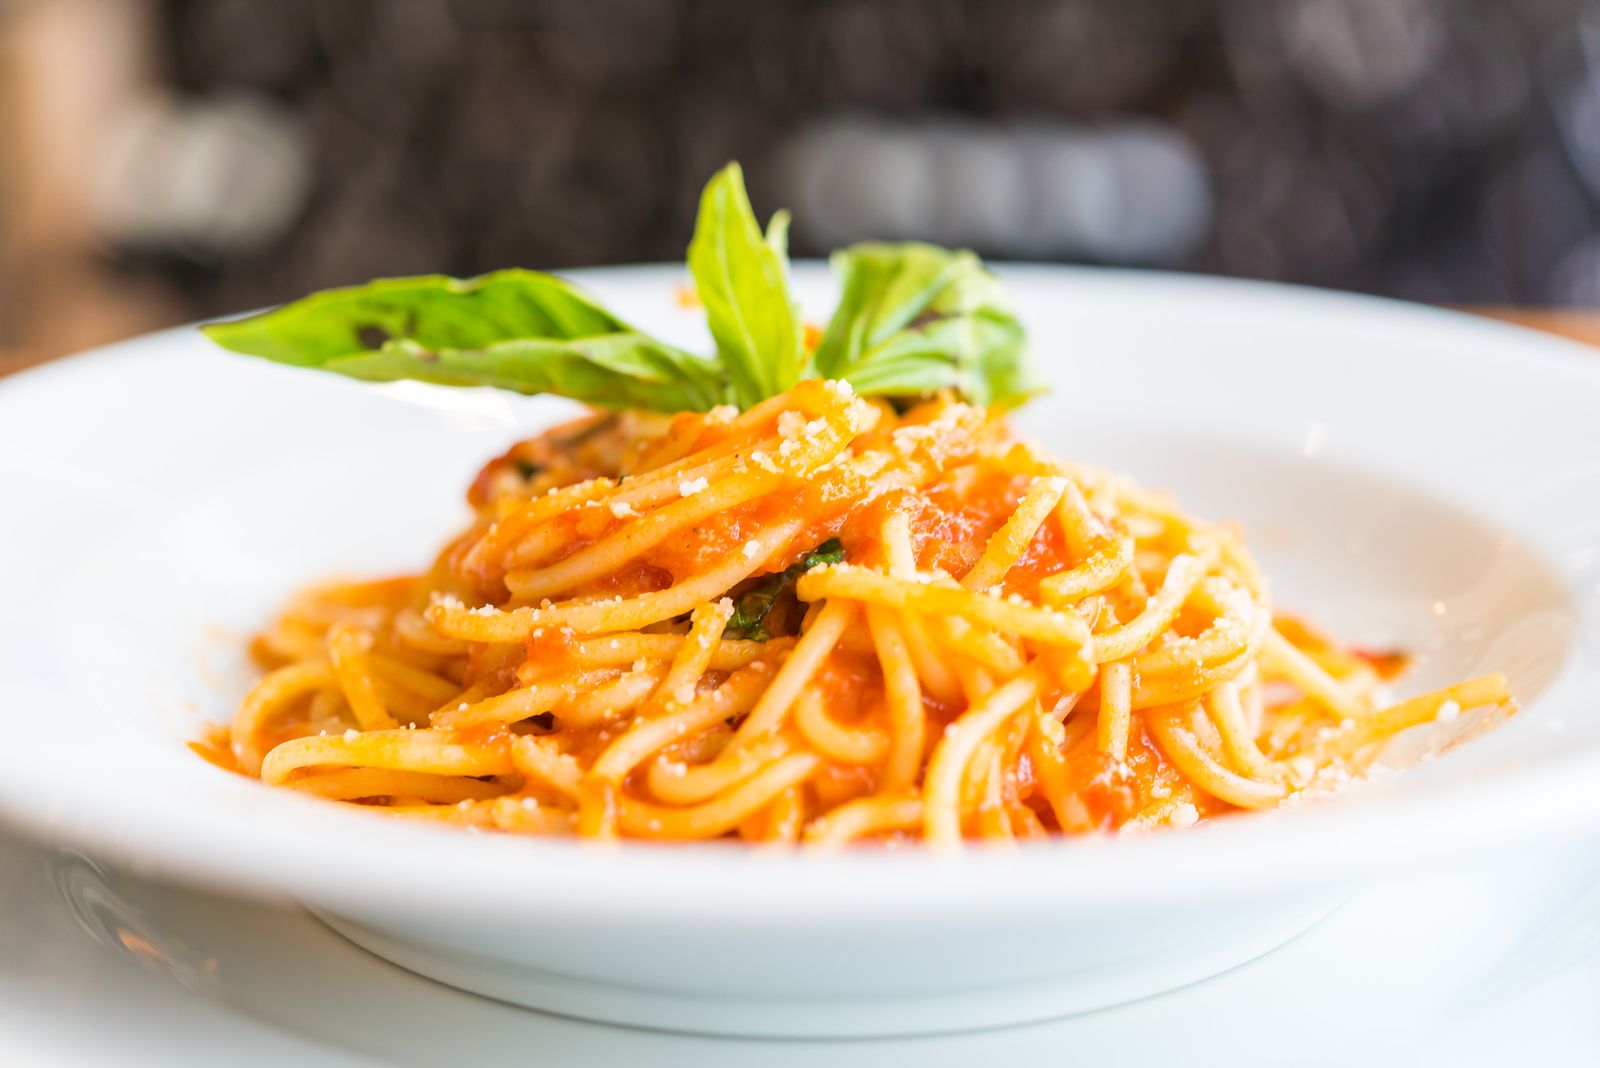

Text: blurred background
xmin=1 ymin=0 xmax=1598 ymax=368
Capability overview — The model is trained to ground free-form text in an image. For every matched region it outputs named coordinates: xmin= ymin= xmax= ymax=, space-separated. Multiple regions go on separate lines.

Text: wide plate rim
xmin=1 ymin=262 xmax=1597 ymax=920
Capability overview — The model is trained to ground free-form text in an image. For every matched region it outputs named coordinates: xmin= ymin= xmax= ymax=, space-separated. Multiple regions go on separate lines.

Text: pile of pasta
xmin=229 ymin=379 xmax=1514 ymax=846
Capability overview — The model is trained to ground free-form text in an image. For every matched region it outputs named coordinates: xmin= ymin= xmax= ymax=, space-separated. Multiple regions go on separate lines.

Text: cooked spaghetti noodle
xmin=226 ymin=379 xmax=1515 ymax=846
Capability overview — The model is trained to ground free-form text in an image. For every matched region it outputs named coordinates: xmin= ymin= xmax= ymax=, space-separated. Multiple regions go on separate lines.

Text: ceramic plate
xmin=0 ymin=266 xmax=1596 ymax=1035
xmin=6 ymin=826 xmax=1599 ymax=1066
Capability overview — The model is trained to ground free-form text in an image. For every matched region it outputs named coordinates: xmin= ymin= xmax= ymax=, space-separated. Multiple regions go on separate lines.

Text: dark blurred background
xmin=2 ymin=0 xmax=1598 ymax=363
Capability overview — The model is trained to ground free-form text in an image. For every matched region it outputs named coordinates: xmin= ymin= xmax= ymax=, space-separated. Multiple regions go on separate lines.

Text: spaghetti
xmin=225 ymin=379 xmax=1516 ymax=846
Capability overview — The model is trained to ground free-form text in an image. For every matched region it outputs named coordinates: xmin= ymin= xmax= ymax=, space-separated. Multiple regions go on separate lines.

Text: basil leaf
xmin=724 ymin=577 xmax=785 ymax=642
xmin=811 ymin=243 xmax=1043 ymax=409
xmin=801 ymin=539 xmax=845 ymax=569
xmin=202 ymin=270 xmax=724 ymax=412
xmin=765 ymin=209 xmax=791 ymax=259
xmin=318 ymin=335 xmax=725 ymax=412
xmin=724 ymin=538 xmax=844 ymax=641
xmin=686 ymin=163 xmax=804 ymax=409
xmin=203 ymin=270 xmax=629 ymax=365
xmin=201 ymin=168 xmax=1047 ymax=418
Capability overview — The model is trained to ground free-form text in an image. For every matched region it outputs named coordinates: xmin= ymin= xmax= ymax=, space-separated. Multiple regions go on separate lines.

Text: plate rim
xmin=1 ymin=262 xmax=1598 ymax=919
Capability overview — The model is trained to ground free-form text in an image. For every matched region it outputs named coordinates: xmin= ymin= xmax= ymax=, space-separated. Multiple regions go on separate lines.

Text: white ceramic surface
xmin=0 ymin=266 xmax=1597 ymax=1035
xmin=6 ymin=825 xmax=1600 ymax=1066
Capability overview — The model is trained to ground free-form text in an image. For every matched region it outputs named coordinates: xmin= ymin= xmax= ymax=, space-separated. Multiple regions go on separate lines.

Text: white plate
xmin=0 ymin=265 xmax=1597 ymax=1036
xmin=7 ymin=825 xmax=1600 ymax=1066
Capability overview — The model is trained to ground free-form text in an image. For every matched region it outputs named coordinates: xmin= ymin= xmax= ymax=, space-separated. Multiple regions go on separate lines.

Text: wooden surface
xmin=1465 ymin=308 xmax=1600 ymax=347
xmin=1 ymin=306 xmax=1596 ymax=379
xmin=0 ymin=347 xmax=43 ymax=377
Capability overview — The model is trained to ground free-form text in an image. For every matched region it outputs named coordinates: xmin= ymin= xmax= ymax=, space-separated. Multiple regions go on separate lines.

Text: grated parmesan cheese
xmin=678 ymin=476 xmax=708 ymax=497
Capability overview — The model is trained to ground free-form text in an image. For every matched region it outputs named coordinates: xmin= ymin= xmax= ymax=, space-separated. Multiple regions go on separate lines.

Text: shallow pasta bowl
xmin=0 ymin=265 xmax=1596 ymax=1037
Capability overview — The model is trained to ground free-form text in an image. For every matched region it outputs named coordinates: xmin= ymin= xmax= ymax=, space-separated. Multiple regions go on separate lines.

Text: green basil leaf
xmin=202 ymin=269 xmax=724 ymax=412
xmin=686 ymin=163 xmax=804 ymax=409
xmin=202 ymin=169 xmax=1047 ymax=419
xmin=723 ymin=538 xmax=845 ymax=641
xmin=801 ymin=538 xmax=845 ymax=569
xmin=765 ymin=209 xmax=792 ymax=259
xmin=203 ymin=270 xmax=630 ymax=365
xmin=723 ymin=576 xmax=785 ymax=642
xmin=811 ymin=243 xmax=1043 ymax=409
xmin=319 ymin=335 xmax=725 ymax=412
